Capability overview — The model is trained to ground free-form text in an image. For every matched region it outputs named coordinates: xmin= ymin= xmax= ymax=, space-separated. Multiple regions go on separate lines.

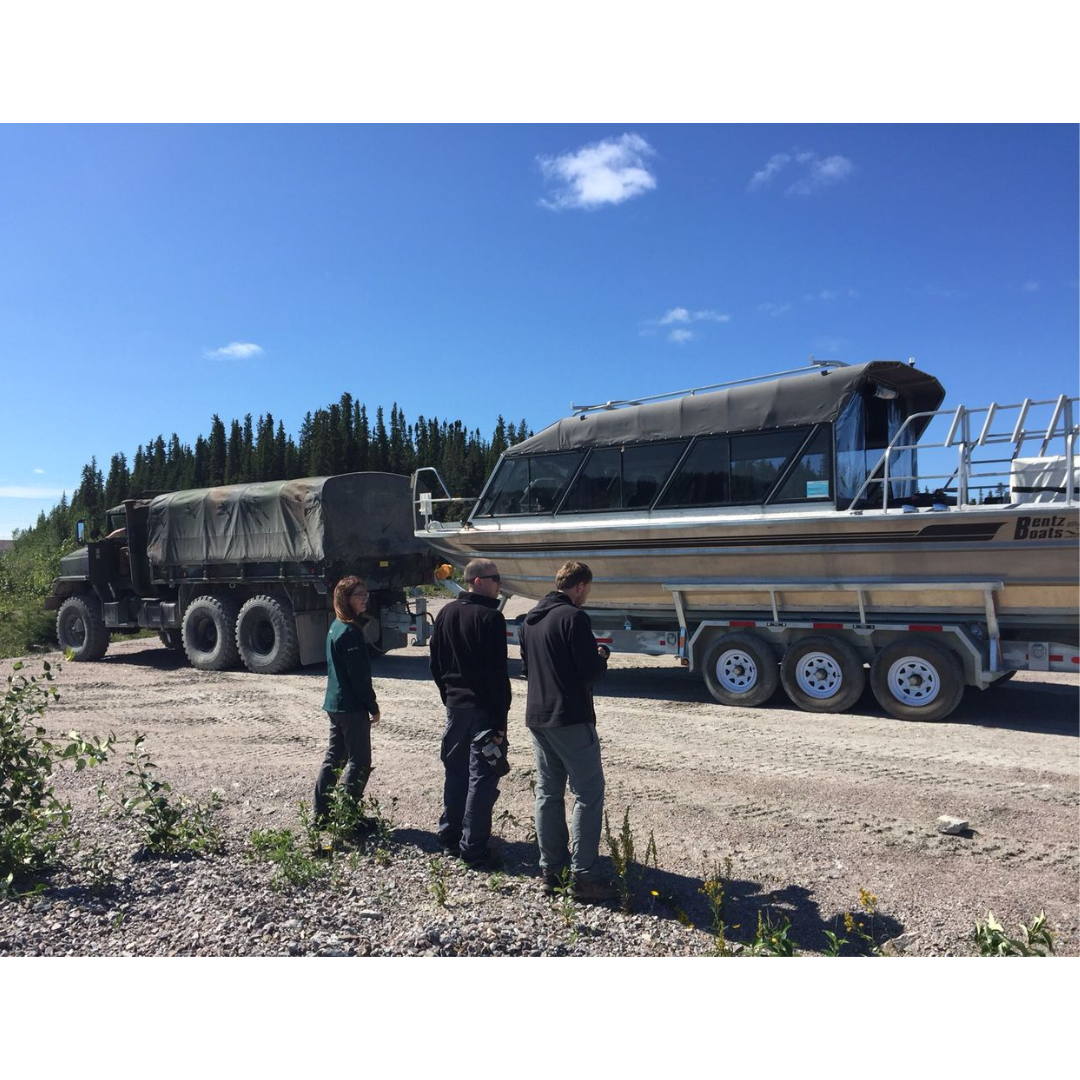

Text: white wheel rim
xmin=887 ymin=655 xmax=941 ymax=706
xmin=717 ymin=649 xmax=758 ymax=692
xmin=794 ymin=651 xmax=843 ymax=699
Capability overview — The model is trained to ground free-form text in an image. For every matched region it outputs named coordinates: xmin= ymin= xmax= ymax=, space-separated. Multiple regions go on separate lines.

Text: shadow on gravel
xmin=390 ymin=826 xmax=902 ymax=953
xmin=99 ymin=647 xmax=189 ymax=671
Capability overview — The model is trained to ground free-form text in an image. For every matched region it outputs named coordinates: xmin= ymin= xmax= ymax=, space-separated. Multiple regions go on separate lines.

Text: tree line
xmin=19 ymin=395 xmax=531 ymax=547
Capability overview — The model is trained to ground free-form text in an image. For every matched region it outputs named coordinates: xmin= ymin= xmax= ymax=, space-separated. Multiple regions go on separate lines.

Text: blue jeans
xmin=314 ymin=711 xmax=372 ymax=819
xmin=438 ymin=707 xmax=503 ymax=861
xmin=529 ymin=723 xmax=605 ymax=878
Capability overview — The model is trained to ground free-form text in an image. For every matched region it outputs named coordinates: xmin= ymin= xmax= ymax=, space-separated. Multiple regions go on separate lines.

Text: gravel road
xmin=2 ymin=598 xmax=1076 ymax=957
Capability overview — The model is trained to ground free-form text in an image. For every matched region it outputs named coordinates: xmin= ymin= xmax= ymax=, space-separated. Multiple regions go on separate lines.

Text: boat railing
xmin=412 ymin=466 xmax=476 ymax=531
xmin=847 ymin=393 xmax=1079 ymax=511
xmin=569 ymin=359 xmax=847 ymax=416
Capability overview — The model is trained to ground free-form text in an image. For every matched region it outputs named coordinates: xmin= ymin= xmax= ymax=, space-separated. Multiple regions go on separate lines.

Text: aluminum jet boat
xmin=413 ymin=361 xmax=1079 ymax=645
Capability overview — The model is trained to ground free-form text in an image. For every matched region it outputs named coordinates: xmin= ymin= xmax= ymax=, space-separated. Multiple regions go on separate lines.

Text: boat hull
xmin=420 ymin=504 xmax=1079 ymax=637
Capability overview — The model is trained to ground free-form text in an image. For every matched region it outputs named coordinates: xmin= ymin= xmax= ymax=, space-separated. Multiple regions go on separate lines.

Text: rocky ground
xmin=2 ymin=606 xmax=1077 ymax=958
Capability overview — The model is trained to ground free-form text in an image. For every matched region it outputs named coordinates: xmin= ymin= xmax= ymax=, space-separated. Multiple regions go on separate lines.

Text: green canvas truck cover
xmin=146 ymin=472 xmax=429 ymax=568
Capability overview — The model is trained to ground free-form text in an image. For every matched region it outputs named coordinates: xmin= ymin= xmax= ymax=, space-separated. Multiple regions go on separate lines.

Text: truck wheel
xmin=182 ymin=595 xmax=240 ymax=671
xmin=870 ymin=637 xmax=964 ymax=722
xmin=56 ymin=595 xmax=110 ymax=661
xmin=780 ymin=636 xmax=866 ymax=713
xmin=702 ymin=632 xmax=779 ymax=708
xmin=158 ymin=629 xmax=183 ymax=650
xmin=235 ymin=595 xmax=300 ymax=674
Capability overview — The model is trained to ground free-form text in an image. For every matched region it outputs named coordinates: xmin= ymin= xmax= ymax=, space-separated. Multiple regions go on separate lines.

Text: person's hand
xmin=370 ymin=711 xmax=381 ymax=725
xmin=494 ymin=730 xmax=506 ymax=744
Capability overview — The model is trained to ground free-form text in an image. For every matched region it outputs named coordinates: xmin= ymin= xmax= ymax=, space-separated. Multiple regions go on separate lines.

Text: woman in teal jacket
xmin=313 ymin=576 xmax=381 ymax=821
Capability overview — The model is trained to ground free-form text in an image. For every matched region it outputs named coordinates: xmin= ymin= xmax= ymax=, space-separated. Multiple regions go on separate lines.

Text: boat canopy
xmin=505 ymin=361 xmax=945 ymax=457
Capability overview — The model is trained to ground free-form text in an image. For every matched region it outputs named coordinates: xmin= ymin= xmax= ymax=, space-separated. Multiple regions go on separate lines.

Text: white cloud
xmin=668 ymin=329 xmax=695 ymax=344
xmin=33 ymin=467 xmax=45 ymax=474
xmin=1022 ymin=280 xmax=1041 ymax=293
xmin=538 ymin=133 xmax=657 ymax=211
xmin=657 ymin=306 xmax=729 ymax=326
xmin=205 ymin=341 xmax=264 ymax=361
xmin=748 ymin=149 xmax=854 ymax=195
xmin=758 ymin=302 xmax=792 ymax=317
xmin=806 ymin=288 xmax=858 ymax=302
xmin=0 ymin=485 xmax=69 ymax=499
xmin=748 ymin=153 xmax=791 ymax=191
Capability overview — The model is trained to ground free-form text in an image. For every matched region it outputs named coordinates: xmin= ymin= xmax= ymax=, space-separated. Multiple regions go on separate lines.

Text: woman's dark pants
xmin=314 ymin=710 xmax=371 ymax=819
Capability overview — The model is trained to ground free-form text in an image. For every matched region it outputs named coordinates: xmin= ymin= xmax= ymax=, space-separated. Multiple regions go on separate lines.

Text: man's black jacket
xmin=429 ymin=592 xmax=511 ymax=724
xmin=520 ymin=591 xmax=607 ymax=729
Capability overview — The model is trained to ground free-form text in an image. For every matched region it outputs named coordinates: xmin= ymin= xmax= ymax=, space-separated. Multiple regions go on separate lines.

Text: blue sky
xmin=1 ymin=123 xmax=1076 ymax=538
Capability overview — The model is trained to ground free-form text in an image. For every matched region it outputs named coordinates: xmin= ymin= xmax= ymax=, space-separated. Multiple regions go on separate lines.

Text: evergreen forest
xmin=0 ymin=395 xmax=529 ymax=657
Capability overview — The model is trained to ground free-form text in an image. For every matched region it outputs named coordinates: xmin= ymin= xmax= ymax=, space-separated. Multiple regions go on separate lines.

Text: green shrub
xmin=1 ymin=659 xmax=113 ymax=896
xmin=97 ymin=733 xmax=224 ymax=857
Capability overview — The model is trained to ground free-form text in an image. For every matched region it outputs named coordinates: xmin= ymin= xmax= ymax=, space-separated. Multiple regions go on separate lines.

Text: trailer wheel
xmin=702 ymin=632 xmax=779 ymax=707
xmin=182 ymin=595 xmax=240 ymax=671
xmin=780 ymin=636 xmax=866 ymax=713
xmin=870 ymin=637 xmax=964 ymax=722
xmin=56 ymin=595 xmax=110 ymax=661
xmin=235 ymin=595 xmax=300 ymax=674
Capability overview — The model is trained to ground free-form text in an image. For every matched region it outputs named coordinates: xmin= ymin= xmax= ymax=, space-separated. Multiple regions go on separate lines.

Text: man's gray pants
xmin=528 ymin=723 xmax=605 ymax=879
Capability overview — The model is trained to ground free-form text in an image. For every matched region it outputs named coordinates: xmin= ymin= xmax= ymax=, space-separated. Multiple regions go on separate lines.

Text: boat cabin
xmin=471 ymin=361 xmax=945 ymax=519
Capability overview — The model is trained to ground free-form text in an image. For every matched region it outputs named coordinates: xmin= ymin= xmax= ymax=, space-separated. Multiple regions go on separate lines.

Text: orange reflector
xmin=434 ymin=564 xmax=455 ymax=580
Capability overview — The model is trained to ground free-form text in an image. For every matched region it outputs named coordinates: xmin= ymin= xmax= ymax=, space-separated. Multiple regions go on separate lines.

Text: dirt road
xmin=26 ymin=595 xmax=1078 ymax=956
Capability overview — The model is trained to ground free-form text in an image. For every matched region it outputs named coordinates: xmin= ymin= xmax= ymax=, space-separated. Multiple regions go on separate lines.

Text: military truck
xmin=45 ymin=472 xmax=438 ymax=673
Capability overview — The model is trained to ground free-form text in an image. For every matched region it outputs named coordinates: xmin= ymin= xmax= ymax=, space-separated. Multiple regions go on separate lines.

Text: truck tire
xmin=235 ymin=595 xmax=300 ymax=674
xmin=702 ymin=632 xmax=779 ymax=708
xmin=56 ymin=595 xmax=110 ymax=661
xmin=158 ymin=629 xmax=183 ymax=650
xmin=780 ymin=635 xmax=866 ymax=713
xmin=870 ymin=637 xmax=965 ymax=722
xmin=182 ymin=595 xmax=240 ymax=671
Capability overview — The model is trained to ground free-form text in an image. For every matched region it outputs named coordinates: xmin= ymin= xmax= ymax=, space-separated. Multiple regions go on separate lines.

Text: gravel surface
xmin=2 ymin=600 xmax=1077 ymax=958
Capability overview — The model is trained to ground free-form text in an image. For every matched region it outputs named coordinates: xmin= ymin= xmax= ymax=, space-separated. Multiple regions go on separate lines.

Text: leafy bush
xmin=249 ymin=827 xmax=327 ymax=890
xmin=97 ymin=733 xmax=224 ymax=857
xmin=1 ymin=659 xmax=113 ymax=896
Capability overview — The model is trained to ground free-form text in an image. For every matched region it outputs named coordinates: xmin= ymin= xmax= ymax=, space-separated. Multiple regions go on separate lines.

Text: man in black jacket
xmin=520 ymin=560 xmax=616 ymax=902
xmin=429 ymin=558 xmax=511 ymax=866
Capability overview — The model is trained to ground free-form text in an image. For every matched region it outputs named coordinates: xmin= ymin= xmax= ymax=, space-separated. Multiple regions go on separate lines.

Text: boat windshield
xmin=474 ymin=452 xmax=583 ymax=516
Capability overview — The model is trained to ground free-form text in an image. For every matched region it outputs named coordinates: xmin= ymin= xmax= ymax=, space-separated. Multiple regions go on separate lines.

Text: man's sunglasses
xmin=475 ymin=574 xmax=501 ymax=583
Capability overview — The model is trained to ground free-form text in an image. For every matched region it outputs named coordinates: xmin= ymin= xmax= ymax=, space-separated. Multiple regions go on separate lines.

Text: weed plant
xmin=98 ymin=733 xmax=224 ymax=857
xmin=973 ymin=911 xmax=1055 ymax=956
xmin=604 ymin=806 xmax=644 ymax=913
xmin=1 ymin=658 xmax=113 ymax=896
xmin=249 ymin=828 xmax=328 ymax=890
xmin=427 ymin=856 xmax=450 ymax=905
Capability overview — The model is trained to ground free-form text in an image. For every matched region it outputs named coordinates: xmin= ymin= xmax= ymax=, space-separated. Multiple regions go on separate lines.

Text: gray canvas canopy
xmin=146 ymin=472 xmax=428 ymax=568
xmin=505 ymin=361 xmax=945 ymax=456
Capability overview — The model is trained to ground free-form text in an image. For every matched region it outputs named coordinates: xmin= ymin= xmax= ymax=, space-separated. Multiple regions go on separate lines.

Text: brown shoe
xmin=572 ymin=875 xmax=619 ymax=903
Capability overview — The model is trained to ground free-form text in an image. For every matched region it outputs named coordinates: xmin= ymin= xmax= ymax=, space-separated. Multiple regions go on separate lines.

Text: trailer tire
xmin=702 ymin=632 xmax=779 ymax=708
xmin=182 ymin=595 xmax=240 ymax=671
xmin=235 ymin=595 xmax=300 ymax=675
xmin=56 ymin=595 xmax=110 ymax=661
xmin=780 ymin=636 xmax=866 ymax=713
xmin=870 ymin=637 xmax=964 ymax=722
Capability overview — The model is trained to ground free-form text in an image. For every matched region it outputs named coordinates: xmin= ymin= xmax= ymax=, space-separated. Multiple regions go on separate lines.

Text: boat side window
xmin=729 ymin=430 xmax=809 ymax=502
xmin=562 ymin=442 xmax=687 ymax=513
xmin=563 ymin=448 xmax=622 ymax=512
xmin=474 ymin=452 xmax=583 ymax=516
xmin=771 ymin=426 xmax=833 ymax=502
xmin=658 ymin=436 xmax=731 ymax=507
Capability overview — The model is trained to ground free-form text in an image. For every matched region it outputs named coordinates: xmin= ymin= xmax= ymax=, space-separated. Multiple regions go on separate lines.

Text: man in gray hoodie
xmin=519 ymin=560 xmax=616 ymax=902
